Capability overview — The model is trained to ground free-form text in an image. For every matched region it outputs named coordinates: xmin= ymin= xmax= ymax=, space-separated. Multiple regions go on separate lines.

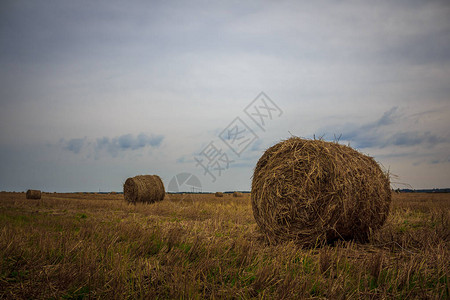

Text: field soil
xmin=0 ymin=192 xmax=449 ymax=299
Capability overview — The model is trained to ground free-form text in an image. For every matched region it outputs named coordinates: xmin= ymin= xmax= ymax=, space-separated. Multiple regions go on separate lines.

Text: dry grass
xmin=252 ymin=137 xmax=391 ymax=246
xmin=0 ymin=192 xmax=448 ymax=299
xmin=123 ymin=175 xmax=165 ymax=204
xmin=25 ymin=190 xmax=41 ymax=200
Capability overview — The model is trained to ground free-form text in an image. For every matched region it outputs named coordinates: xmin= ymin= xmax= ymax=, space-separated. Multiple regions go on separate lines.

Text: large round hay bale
xmin=215 ymin=192 xmax=224 ymax=197
xmin=251 ymin=137 xmax=391 ymax=246
xmin=26 ymin=190 xmax=41 ymax=199
xmin=233 ymin=192 xmax=243 ymax=197
xmin=123 ymin=175 xmax=165 ymax=204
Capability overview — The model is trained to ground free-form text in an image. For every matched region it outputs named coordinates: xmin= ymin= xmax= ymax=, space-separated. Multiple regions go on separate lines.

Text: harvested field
xmin=0 ymin=192 xmax=448 ymax=299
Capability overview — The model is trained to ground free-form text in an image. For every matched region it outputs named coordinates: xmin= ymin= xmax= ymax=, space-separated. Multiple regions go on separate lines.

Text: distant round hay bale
xmin=123 ymin=175 xmax=165 ymax=204
xmin=233 ymin=192 xmax=243 ymax=197
xmin=251 ymin=137 xmax=391 ymax=246
xmin=26 ymin=190 xmax=41 ymax=199
xmin=215 ymin=192 xmax=224 ymax=197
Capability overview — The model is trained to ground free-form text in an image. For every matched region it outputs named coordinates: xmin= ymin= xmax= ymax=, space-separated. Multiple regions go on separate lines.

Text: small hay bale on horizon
xmin=26 ymin=189 xmax=41 ymax=199
xmin=215 ymin=192 xmax=224 ymax=197
xmin=233 ymin=192 xmax=243 ymax=197
xmin=251 ymin=137 xmax=391 ymax=246
xmin=123 ymin=175 xmax=165 ymax=204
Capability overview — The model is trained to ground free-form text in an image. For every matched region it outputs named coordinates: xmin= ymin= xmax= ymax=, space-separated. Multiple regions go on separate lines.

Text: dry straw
xmin=123 ymin=175 xmax=165 ymax=204
xmin=215 ymin=192 xmax=224 ymax=197
xmin=26 ymin=190 xmax=41 ymax=199
xmin=251 ymin=137 xmax=391 ymax=246
xmin=233 ymin=192 xmax=243 ymax=197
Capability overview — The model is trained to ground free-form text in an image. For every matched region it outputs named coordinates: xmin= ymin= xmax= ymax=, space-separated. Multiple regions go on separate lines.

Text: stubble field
xmin=0 ymin=192 xmax=449 ymax=299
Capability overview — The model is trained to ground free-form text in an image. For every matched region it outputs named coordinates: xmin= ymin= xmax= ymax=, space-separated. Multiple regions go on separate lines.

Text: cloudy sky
xmin=1 ymin=0 xmax=449 ymax=192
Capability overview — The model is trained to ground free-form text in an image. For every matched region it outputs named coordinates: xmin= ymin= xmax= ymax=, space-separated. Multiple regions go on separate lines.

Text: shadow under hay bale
xmin=215 ymin=192 xmax=224 ymax=197
xmin=123 ymin=175 xmax=165 ymax=204
xmin=251 ymin=137 xmax=391 ymax=246
xmin=233 ymin=192 xmax=243 ymax=197
xmin=26 ymin=190 xmax=41 ymax=199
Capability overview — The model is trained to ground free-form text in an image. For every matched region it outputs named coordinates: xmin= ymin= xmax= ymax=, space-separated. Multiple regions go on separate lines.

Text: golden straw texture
xmin=251 ymin=137 xmax=391 ymax=246
xmin=123 ymin=175 xmax=165 ymax=204
xmin=26 ymin=190 xmax=41 ymax=199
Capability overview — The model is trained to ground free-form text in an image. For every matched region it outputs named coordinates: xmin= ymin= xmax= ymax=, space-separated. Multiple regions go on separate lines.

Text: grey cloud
xmin=374 ymin=15 xmax=450 ymax=66
xmin=374 ymin=107 xmax=398 ymax=127
xmin=323 ymin=107 xmax=449 ymax=149
xmin=250 ymin=139 xmax=264 ymax=152
xmin=414 ymin=155 xmax=450 ymax=166
xmin=384 ymin=131 xmax=448 ymax=148
xmin=336 ymin=107 xmax=399 ymax=148
xmin=0 ymin=1 xmax=159 ymax=64
xmin=95 ymin=133 xmax=164 ymax=157
xmin=176 ymin=156 xmax=192 ymax=164
xmin=96 ymin=137 xmax=110 ymax=150
xmin=1 ymin=0 xmax=450 ymax=191
xmin=64 ymin=138 xmax=86 ymax=154
xmin=62 ymin=133 xmax=164 ymax=157
xmin=4 ymin=0 xmax=447 ymax=69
